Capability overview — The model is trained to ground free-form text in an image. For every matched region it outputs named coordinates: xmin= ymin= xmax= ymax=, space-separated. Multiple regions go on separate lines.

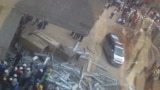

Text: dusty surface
xmin=22 ymin=4 xmax=158 ymax=90
xmin=0 ymin=0 xmax=160 ymax=90
xmin=42 ymin=6 xmax=123 ymax=80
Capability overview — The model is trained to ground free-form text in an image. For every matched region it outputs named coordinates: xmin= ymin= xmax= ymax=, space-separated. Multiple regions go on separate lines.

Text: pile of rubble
xmin=4 ymin=47 xmax=119 ymax=90
xmin=47 ymin=62 xmax=119 ymax=90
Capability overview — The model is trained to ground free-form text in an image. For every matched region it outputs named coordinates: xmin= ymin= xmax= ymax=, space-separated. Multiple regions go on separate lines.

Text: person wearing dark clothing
xmin=19 ymin=15 xmax=27 ymax=28
xmin=110 ymin=9 xmax=117 ymax=19
xmin=25 ymin=15 xmax=33 ymax=24
xmin=13 ymin=53 xmax=22 ymax=67
xmin=42 ymin=80 xmax=49 ymax=90
xmin=32 ymin=18 xmax=39 ymax=25
xmin=79 ymin=35 xmax=84 ymax=42
xmin=24 ymin=76 xmax=35 ymax=90
xmin=35 ymin=69 xmax=44 ymax=80
xmin=11 ymin=75 xmax=19 ymax=90
xmin=0 ymin=76 xmax=9 ymax=90
xmin=9 ymin=67 xmax=18 ymax=77
xmin=0 ymin=61 xmax=7 ymax=77
xmin=21 ymin=68 xmax=31 ymax=87
xmin=42 ymin=21 xmax=48 ymax=29
xmin=106 ymin=2 xmax=112 ymax=9
xmin=37 ymin=21 xmax=48 ymax=29
xmin=16 ymin=67 xmax=23 ymax=83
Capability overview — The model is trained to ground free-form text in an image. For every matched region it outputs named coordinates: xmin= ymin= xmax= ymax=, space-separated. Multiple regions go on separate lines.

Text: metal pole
xmin=73 ymin=41 xmax=80 ymax=51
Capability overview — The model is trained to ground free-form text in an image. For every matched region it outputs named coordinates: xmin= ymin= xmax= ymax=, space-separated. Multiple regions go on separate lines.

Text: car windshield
xmin=114 ymin=46 xmax=124 ymax=57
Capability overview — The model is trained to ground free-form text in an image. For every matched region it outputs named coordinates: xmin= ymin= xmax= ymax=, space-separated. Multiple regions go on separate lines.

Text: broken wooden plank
xmin=34 ymin=30 xmax=60 ymax=47
xmin=20 ymin=34 xmax=48 ymax=53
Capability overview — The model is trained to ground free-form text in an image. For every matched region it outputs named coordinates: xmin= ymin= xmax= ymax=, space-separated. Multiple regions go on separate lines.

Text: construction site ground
xmin=39 ymin=6 xmax=160 ymax=90
xmin=1 ymin=0 xmax=160 ymax=90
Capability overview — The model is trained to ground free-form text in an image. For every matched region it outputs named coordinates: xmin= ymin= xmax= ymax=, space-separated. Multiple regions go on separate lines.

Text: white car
xmin=103 ymin=33 xmax=125 ymax=67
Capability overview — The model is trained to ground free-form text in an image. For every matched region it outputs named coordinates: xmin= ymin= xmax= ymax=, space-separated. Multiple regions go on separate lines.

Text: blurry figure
xmin=22 ymin=63 xmax=27 ymax=73
xmin=42 ymin=69 xmax=52 ymax=90
xmin=37 ymin=20 xmax=48 ymax=29
xmin=0 ymin=76 xmax=9 ymax=90
xmin=11 ymin=74 xmax=19 ymax=90
xmin=105 ymin=1 xmax=113 ymax=9
xmin=25 ymin=15 xmax=33 ymax=24
xmin=117 ymin=2 xmax=124 ymax=11
xmin=24 ymin=76 xmax=35 ymax=90
xmin=130 ymin=10 xmax=139 ymax=29
xmin=30 ymin=62 xmax=34 ymax=71
xmin=35 ymin=69 xmax=44 ymax=80
xmin=4 ymin=69 xmax=9 ymax=77
xmin=16 ymin=67 xmax=23 ymax=76
xmin=9 ymin=67 xmax=18 ymax=77
xmin=71 ymin=32 xmax=84 ymax=42
xmin=110 ymin=9 xmax=117 ymax=19
xmin=0 ymin=61 xmax=7 ymax=76
xmin=16 ymin=67 xmax=23 ymax=82
xmin=35 ymin=82 xmax=43 ymax=90
xmin=42 ymin=81 xmax=48 ymax=90
xmin=43 ymin=69 xmax=51 ymax=81
xmin=19 ymin=14 xmax=33 ymax=28
xmin=19 ymin=14 xmax=27 ymax=28
xmin=32 ymin=18 xmax=39 ymax=25
xmin=13 ymin=52 xmax=22 ymax=67
xmin=21 ymin=67 xmax=32 ymax=86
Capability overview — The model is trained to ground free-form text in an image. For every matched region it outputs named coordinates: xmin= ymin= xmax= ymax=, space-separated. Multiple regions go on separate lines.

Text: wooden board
xmin=20 ymin=34 xmax=48 ymax=53
xmin=34 ymin=30 xmax=60 ymax=48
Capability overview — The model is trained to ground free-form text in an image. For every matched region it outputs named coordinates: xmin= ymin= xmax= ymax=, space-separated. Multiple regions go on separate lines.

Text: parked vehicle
xmin=103 ymin=33 xmax=125 ymax=67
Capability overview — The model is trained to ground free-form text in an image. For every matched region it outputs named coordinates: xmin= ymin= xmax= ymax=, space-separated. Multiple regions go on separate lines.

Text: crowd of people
xmin=106 ymin=0 xmax=160 ymax=29
xmin=19 ymin=14 xmax=48 ymax=30
xmin=0 ymin=52 xmax=52 ymax=90
xmin=107 ymin=0 xmax=160 ymax=82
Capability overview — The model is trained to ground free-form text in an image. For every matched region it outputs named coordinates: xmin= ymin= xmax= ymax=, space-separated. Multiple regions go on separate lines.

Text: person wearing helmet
xmin=11 ymin=75 xmax=19 ymax=90
xmin=0 ymin=75 xmax=9 ymax=90
xmin=35 ymin=69 xmax=43 ymax=80
xmin=21 ymin=67 xmax=32 ymax=86
xmin=22 ymin=63 xmax=27 ymax=67
xmin=0 ymin=61 xmax=7 ymax=77
xmin=16 ymin=67 xmax=23 ymax=83
xmin=4 ymin=69 xmax=9 ymax=77
xmin=22 ymin=63 xmax=27 ymax=73
xmin=9 ymin=67 xmax=18 ymax=77
xmin=16 ymin=67 xmax=23 ymax=76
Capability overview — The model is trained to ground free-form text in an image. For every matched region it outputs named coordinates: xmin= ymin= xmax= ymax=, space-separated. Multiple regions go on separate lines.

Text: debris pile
xmin=3 ymin=48 xmax=119 ymax=90
xmin=48 ymin=63 xmax=119 ymax=90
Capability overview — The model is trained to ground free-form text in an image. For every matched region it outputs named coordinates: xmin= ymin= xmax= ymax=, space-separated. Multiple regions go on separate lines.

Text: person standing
xmin=35 ymin=82 xmax=43 ymax=90
xmin=42 ymin=21 xmax=48 ymax=29
xmin=130 ymin=10 xmax=139 ymax=29
xmin=13 ymin=52 xmax=22 ymax=67
xmin=0 ymin=76 xmax=9 ymax=90
xmin=110 ymin=9 xmax=117 ymax=19
xmin=21 ymin=68 xmax=31 ymax=87
xmin=35 ymin=69 xmax=43 ymax=80
xmin=24 ymin=76 xmax=35 ymax=90
xmin=0 ymin=61 xmax=7 ymax=77
xmin=11 ymin=74 xmax=19 ymax=90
